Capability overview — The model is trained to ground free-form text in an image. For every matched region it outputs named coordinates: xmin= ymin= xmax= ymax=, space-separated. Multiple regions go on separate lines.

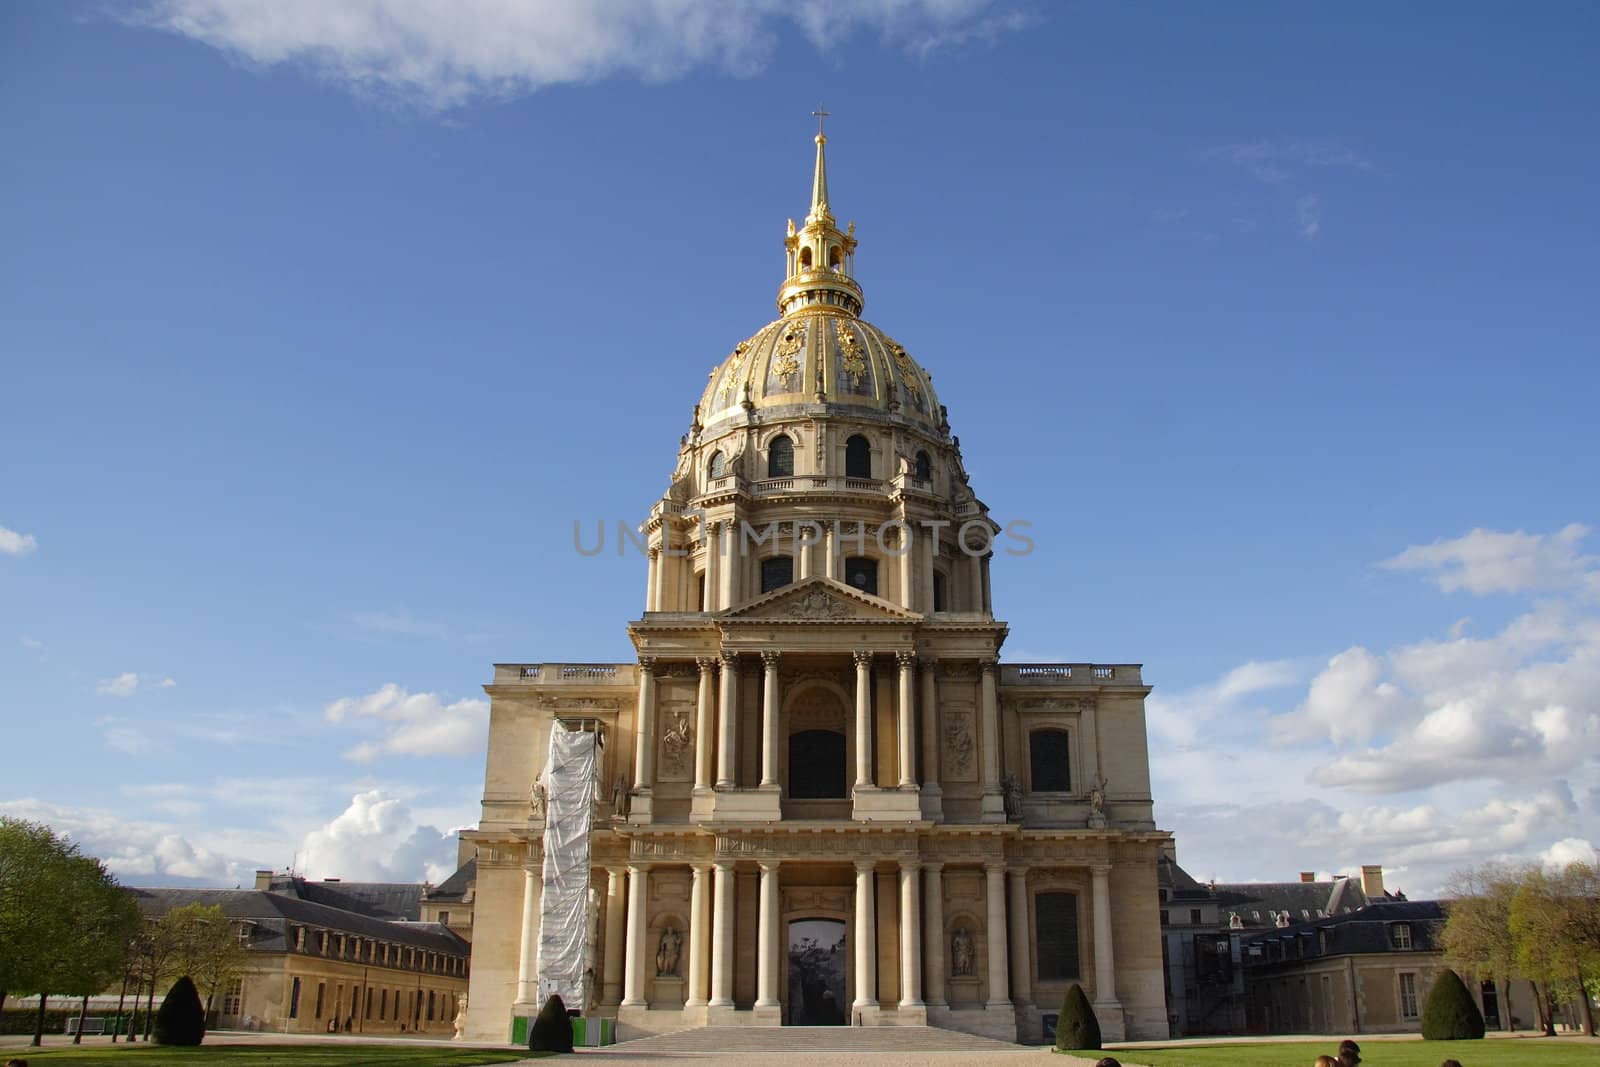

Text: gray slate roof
xmin=424 ymin=858 xmax=476 ymax=903
xmin=263 ymin=875 xmax=427 ymax=921
xmin=1211 ymin=877 xmax=1377 ymax=928
xmin=1242 ymin=899 xmax=1446 ymax=964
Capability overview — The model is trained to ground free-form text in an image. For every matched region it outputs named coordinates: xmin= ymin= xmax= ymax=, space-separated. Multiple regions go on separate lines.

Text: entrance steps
xmin=611 ymin=1025 xmax=1023 ymax=1054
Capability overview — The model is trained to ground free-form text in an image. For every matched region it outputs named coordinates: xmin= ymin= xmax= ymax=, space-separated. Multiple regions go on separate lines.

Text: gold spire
xmin=780 ymin=112 xmax=861 ymax=318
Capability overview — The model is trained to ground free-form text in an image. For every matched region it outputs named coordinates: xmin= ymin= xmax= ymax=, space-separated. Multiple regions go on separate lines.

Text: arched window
xmin=760 ymin=556 xmax=793 ymax=594
xmin=767 ymin=434 xmax=794 ymax=478
xmin=708 ymin=450 xmax=726 ymax=479
xmin=845 ymin=435 xmax=871 ymax=478
xmin=799 ymin=247 xmax=813 ymax=271
xmin=844 ymin=556 xmax=878 ymax=596
xmin=915 ymin=450 xmax=932 ymax=482
xmin=1036 ymin=892 xmax=1081 ymax=981
xmin=828 ymin=245 xmax=843 ymax=271
xmin=1030 ymin=728 xmax=1071 ymax=792
xmin=789 ymin=729 xmax=846 ymax=798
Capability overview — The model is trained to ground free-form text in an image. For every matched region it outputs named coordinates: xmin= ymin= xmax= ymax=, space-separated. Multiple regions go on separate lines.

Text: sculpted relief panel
xmin=942 ymin=702 xmax=977 ymax=782
xmin=657 ymin=702 xmax=695 ymax=782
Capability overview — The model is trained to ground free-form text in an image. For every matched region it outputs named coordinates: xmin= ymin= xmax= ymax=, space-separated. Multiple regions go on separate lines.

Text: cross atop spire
xmin=781 ymin=116 xmax=861 ymax=317
xmin=808 ymin=107 xmax=832 ymax=224
xmin=812 ymin=104 xmax=830 ymax=137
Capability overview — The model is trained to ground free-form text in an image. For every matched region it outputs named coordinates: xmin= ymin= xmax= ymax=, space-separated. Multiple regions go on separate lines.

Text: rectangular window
xmin=1399 ymin=972 xmax=1419 ymax=1018
xmin=760 ymin=555 xmax=794 ymax=593
xmin=1190 ymin=908 xmax=1202 ymax=925
xmin=1160 ymin=909 xmax=1169 ymax=926
xmin=365 ymin=987 xmax=373 ymax=1020
xmin=314 ymin=982 xmax=325 ymax=1019
xmin=1028 ymin=729 xmax=1071 ymax=792
xmin=427 ymin=990 xmax=436 ymax=1021
xmin=439 ymin=910 xmax=450 ymax=926
xmin=289 ymin=977 xmax=301 ymax=1019
xmin=1390 ymin=923 xmax=1412 ymax=949
xmin=295 ymin=927 xmax=306 ymax=951
xmin=222 ymin=978 xmax=243 ymax=1015
xmin=379 ymin=988 xmax=387 ymax=1021
xmin=1035 ymin=891 xmax=1082 ymax=981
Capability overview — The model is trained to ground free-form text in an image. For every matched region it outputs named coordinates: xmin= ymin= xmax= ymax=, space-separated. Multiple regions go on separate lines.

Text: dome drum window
xmin=844 ymin=434 xmax=872 ymax=479
xmin=767 ymin=434 xmax=794 ymax=478
xmin=844 ymin=556 xmax=878 ymax=596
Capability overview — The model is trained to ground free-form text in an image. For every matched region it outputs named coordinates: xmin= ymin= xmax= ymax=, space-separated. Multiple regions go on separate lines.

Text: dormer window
xmin=1390 ymin=922 xmax=1412 ymax=949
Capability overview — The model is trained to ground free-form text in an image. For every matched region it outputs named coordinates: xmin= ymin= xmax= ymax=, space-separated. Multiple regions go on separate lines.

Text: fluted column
xmin=896 ymin=651 xmax=916 ymax=788
xmin=622 ymin=864 xmax=650 ymax=1007
xmin=694 ymin=657 xmax=716 ymax=789
xmin=602 ymin=867 xmax=627 ymax=1005
xmin=853 ymin=859 xmax=878 ymax=1012
xmin=853 ymin=651 xmax=874 ymax=789
xmin=923 ymin=862 xmax=947 ymax=1007
xmin=898 ymin=859 xmax=923 ymax=1008
xmin=984 ymin=863 xmax=1010 ymax=1008
xmin=705 ymin=522 xmax=721 ymax=612
xmin=979 ymin=659 xmax=1002 ymax=817
xmin=920 ymin=660 xmax=941 ymax=795
xmin=760 ymin=650 xmax=781 ymax=787
xmin=633 ymin=657 xmax=656 ymax=795
xmin=897 ymin=525 xmax=914 ymax=610
xmin=717 ymin=650 xmax=738 ymax=788
xmin=709 ymin=861 xmax=736 ymax=1007
xmin=515 ymin=862 xmax=542 ymax=1005
xmin=1091 ymin=863 xmax=1120 ymax=1011
xmin=686 ymin=864 xmax=710 ymax=1008
xmin=646 ymin=547 xmax=660 ymax=612
xmin=1007 ymin=867 xmax=1032 ymax=1007
xmin=921 ymin=525 xmax=936 ymax=610
xmin=756 ymin=860 xmax=781 ymax=1008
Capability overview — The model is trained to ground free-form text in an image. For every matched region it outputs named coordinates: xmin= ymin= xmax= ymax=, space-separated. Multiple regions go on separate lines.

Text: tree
xmin=0 ymin=818 xmax=141 ymax=1046
xmin=1055 ymin=983 xmax=1101 ymax=1051
xmin=1441 ymin=862 xmax=1525 ymax=1032
xmin=529 ymin=993 xmax=573 ymax=1053
xmin=154 ymin=975 xmax=206 ymax=1046
xmin=1510 ymin=865 xmax=1599 ymax=1036
xmin=159 ymin=903 xmax=249 ymax=1017
xmin=1421 ymin=967 xmax=1486 ymax=1040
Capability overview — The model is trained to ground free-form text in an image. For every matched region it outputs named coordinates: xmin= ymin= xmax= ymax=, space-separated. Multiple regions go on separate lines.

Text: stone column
xmin=515 ymin=862 xmax=542 ymax=1005
xmin=853 ymin=651 xmax=874 ymax=789
xmin=633 ymin=657 xmax=657 ymax=795
xmin=896 ymin=651 xmax=917 ymax=788
xmin=602 ymin=867 xmax=627 ymax=1005
xmin=756 ymin=860 xmax=781 ymax=1009
xmin=919 ymin=661 xmax=941 ymax=795
xmin=717 ymin=650 xmax=739 ymax=788
xmin=921 ymin=525 xmax=936 ymax=611
xmin=853 ymin=860 xmax=878 ymax=1013
xmin=1091 ymin=863 xmax=1121 ymax=1013
xmin=824 ymin=523 xmax=838 ymax=580
xmin=984 ymin=863 xmax=1010 ymax=1008
xmin=923 ymin=862 xmax=947 ymax=1008
xmin=898 ymin=860 xmax=923 ymax=1008
xmin=709 ymin=861 xmax=736 ymax=1008
xmin=704 ymin=522 xmax=721 ymax=612
xmin=897 ymin=525 xmax=914 ymax=610
xmin=695 ymin=657 xmax=716 ymax=790
xmin=760 ymin=651 xmax=781 ymax=787
xmin=686 ymin=864 xmax=710 ymax=1008
xmin=645 ymin=547 xmax=659 ymax=612
xmin=718 ymin=520 xmax=737 ymax=608
xmin=1007 ymin=867 xmax=1032 ymax=1007
xmin=622 ymin=864 xmax=651 ymax=1007
xmin=968 ymin=548 xmax=984 ymax=612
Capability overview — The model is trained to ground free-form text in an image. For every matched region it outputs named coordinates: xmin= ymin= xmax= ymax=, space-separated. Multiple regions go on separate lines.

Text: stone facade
xmin=460 ymin=127 xmax=1171 ymax=1045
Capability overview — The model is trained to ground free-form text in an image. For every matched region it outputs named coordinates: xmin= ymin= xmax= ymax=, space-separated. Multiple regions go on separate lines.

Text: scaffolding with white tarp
xmin=534 ymin=719 xmax=601 ymax=1012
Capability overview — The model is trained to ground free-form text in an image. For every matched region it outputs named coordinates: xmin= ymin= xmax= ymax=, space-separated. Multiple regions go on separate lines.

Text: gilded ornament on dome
xmin=889 ymin=340 xmax=923 ymax=405
xmin=718 ymin=341 xmax=750 ymax=401
xmin=836 ymin=320 xmax=867 ymax=388
xmin=770 ymin=322 xmax=805 ymax=390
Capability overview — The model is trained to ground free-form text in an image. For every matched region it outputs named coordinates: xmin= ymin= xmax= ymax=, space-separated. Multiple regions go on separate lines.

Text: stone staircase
xmin=609 ymin=1025 xmax=1028 ymax=1054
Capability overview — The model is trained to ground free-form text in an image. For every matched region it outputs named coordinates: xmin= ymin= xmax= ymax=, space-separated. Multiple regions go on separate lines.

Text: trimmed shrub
xmin=528 ymin=993 xmax=573 ymax=1054
xmin=1421 ymin=967 xmax=1485 ymax=1040
xmin=1055 ymin=983 xmax=1101 ymax=1051
xmin=153 ymin=976 xmax=205 ymax=1046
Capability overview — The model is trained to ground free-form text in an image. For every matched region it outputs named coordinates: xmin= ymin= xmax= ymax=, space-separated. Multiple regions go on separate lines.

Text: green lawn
xmin=1101 ymin=1037 xmax=1593 ymax=1067
xmin=19 ymin=1044 xmax=537 ymax=1066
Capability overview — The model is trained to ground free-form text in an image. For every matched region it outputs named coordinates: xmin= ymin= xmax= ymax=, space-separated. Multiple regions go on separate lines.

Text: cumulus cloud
xmin=131 ymin=0 xmax=1020 ymax=111
xmin=296 ymin=790 xmax=459 ymax=883
xmin=325 ymin=683 xmax=489 ymax=762
xmin=96 ymin=672 xmax=142 ymax=697
xmin=1540 ymin=836 xmax=1599 ymax=869
xmin=0 ymin=797 xmax=249 ymax=885
xmin=0 ymin=525 xmax=38 ymax=556
xmin=1381 ymin=523 xmax=1600 ymax=597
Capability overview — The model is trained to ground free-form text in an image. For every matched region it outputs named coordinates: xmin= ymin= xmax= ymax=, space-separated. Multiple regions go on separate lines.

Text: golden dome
xmin=698 ymin=312 xmax=942 ymax=432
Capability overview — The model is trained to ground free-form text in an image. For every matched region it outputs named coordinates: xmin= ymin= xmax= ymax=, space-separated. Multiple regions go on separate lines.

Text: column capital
xmin=758 ymin=859 xmax=782 ymax=874
xmin=983 ymin=860 xmax=1007 ymax=874
xmin=523 ymin=862 xmax=542 ymax=876
xmin=853 ymin=650 xmax=874 ymax=669
xmin=638 ymin=655 xmax=657 ymax=673
xmin=895 ymin=649 xmax=917 ymax=669
xmin=692 ymin=861 xmax=713 ymax=875
xmin=898 ymin=857 xmax=921 ymax=873
xmin=713 ymin=858 xmax=736 ymax=873
xmin=606 ymin=865 xmax=628 ymax=877
xmin=853 ymin=858 xmax=877 ymax=874
xmin=979 ymin=657 xmax=999 ymax=674
xmin=628 ymin=861 xmax=653 ymax=874
xmin=1007 ymin=865 xmax=1030 ymax=879
xmin=922 ymin=860 xmax=945 ymax=874
xmin=761 ymin=649 xmax=781 ymax=670
xmin=720 ymin=648 xmax=739 ymax=668
xmin=1090 ymin=862 xmax=1113 ymax=877
xmin=696 ymin=656 xmax=718 ymax=674
xmin=648 ymin=545 xmax=660 ymax=560
xmin=919 ymin=655 xmax=938 ymax=675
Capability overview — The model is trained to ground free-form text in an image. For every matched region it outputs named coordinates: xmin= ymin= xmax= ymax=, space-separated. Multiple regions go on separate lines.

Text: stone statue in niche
xmin=529 ymin=778 xmax=547 ymax=821
xmin=655 ymin=924 xmax=683 ymax=977
xmin=1000 ymin=772 xmax=1024 ymax=822
xmin=611 ymin=774 xmax=630 ymax=818
xmin=1087 ymin=773 xmax=1108 ymax=827
xmin=951 ymin=925 xmax=976 ymax=977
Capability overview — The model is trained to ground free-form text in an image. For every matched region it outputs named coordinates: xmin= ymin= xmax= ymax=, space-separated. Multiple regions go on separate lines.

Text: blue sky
xmin=2 ymin=1 xmax=1597 ymax=894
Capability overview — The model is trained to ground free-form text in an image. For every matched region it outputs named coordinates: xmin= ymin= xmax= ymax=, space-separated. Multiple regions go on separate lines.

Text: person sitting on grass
xmin=1315 ymin=1057 xmax=1341 ymax=1067
xmin=1338 ymin=1039 xmax=1362 ymax=1065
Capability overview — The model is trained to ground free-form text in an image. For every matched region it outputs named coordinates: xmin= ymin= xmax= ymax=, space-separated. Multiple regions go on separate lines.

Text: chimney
xmin=1361 ymin=864 xmax=1385 ymax=898
xmin=1300 ymin=872 xmax=1316 ymax=883
xmin=253 ymin=869 xmax=273 ymax=891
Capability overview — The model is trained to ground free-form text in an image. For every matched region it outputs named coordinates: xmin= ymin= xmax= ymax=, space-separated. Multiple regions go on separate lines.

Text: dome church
xmin=460 ymin=124 xmax=1171 ymax=1045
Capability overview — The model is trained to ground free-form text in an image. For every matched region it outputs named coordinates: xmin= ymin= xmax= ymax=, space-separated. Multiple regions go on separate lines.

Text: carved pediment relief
xmin=722 ymin=576 xmax=920 ymax=624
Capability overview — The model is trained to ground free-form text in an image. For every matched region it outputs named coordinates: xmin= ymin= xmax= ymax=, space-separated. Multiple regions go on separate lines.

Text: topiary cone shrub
xmin=529 ymin=993 xmax=573 ymax=1053
xmin=1055 ymin=983 xmax=1101 ymax=1051
xmin=1421 ymin=968 xmax=1485 ymax=1040
xmin=154 ymin=976 xmax=206 ymax=1046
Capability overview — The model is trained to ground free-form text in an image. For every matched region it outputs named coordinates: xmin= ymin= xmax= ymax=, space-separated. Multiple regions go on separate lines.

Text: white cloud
xmin=132 ymin=0 xmax=1017 ymax=111
xmin=96 ymin=672 xmax=142 ymax=697
xmin=19 ymin=635 xmax=44 ymax=651
xmin=1381 ymin=523 xmax=1599 ymax=597
xmin=1540 ymin=836 xmax=1599 ymax=869
xmin=296 ymin=790 xmax=459 ymax=883
xmin=153 ymin=676 xmax=178 ymax=689
xmin=0 ymin=525 xmax=39 ymax=556
xmin=324 ymin=682 xmax=489 ymax=762
xmin=0 ymin=797 xmax=252 ymax=886
xmin=1273 ymin=647 xmax=1410 ymax=745
xmin=1296 ymin=194 xmax=1321 ymax=239
xmin=1214 ymin=139 xmax=1374 ymax=185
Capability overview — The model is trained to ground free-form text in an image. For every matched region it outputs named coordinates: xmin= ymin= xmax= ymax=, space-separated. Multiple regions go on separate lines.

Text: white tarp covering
xmin=535 ymin=727 xmax=597 ymax=1010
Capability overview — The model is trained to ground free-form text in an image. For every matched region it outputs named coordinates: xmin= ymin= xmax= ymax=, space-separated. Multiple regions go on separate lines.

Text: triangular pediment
xmin=722 ymin=576 xmax=921 ymax=623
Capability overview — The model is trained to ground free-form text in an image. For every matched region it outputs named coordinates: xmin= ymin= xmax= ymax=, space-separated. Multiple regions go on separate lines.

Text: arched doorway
xmin=787 ymin=918 xmax=847 ymax=1025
